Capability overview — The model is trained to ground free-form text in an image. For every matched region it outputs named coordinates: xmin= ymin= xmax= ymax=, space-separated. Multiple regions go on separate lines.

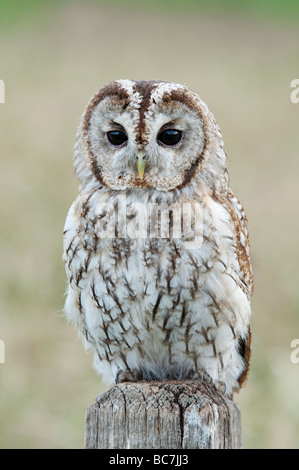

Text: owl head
xmin=74 ymin=79 xmax=228 ymax=195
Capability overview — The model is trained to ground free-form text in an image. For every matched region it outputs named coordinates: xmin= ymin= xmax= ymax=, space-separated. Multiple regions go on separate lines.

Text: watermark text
xmin=290 ymin=339 xmax=299 ymax=364
xmin=0 ymin=339 xmax=5 ymax=363
xmin=94 ymin=195 xmax=204 ymax=249
xmin=0 ymin=80 xmax=4 ymax=103
xmin=290 ymin=79 xmax=299 ymax=104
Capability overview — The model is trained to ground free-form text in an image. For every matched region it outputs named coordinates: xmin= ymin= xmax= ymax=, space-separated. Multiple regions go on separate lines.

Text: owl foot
xmin=190 ymin=371 xmax=227 ymax=395
xmin=188 ymin=370 xmax=226 ymax=394
xmin=189 ymin=369 xmax=214 ymax=385
xmin=215 ymin=380 xmax=226 ymax=394
xmin=115 ymin=369 xmax=144 ymax=384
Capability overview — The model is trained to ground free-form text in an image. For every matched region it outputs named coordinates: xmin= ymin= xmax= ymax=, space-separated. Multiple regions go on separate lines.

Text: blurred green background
xmin=0 ymin=0 xmax=299 ymax=449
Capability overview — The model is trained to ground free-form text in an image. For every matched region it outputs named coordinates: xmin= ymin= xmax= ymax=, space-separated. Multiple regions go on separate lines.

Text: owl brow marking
xmin=132 ymin=80 xmax=161 ymax=144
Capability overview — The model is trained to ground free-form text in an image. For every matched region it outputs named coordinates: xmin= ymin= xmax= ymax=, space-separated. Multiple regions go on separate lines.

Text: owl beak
xmin=137 ymin=151 xmax=146 ymax=179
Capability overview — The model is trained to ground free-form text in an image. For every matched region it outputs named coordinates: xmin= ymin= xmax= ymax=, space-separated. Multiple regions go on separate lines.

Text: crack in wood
xmin=86 ymin=380 xmax=242 ymax=449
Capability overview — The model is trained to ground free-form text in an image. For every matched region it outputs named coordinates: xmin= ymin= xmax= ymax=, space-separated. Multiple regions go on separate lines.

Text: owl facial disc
xmin=75 ymin=79 xmax=228 ymax=195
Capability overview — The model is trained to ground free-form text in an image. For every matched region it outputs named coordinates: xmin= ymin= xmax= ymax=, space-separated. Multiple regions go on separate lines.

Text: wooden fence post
xmin=84 ymin=380 xmax=242 ymax=449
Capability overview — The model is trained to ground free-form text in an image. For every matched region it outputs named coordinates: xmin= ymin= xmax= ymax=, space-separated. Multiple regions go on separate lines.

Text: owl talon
xmin=191 ymin=370 xmax=215 ymax=387
xmin=115 ymin=369 xmax=143 ymax=383
xmin=215 ymin=380 xmax=227 ymax=394
xmin=115 ymin=370 xmax=122 ymax=384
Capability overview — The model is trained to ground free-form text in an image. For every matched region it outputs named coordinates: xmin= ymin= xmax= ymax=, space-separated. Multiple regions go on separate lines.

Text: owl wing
xmin=62 ymin=195 xmax=96 ymax=342
xmin=224 ymin=189 xmax=253 ymax=389
xmin=225 ymin=188 xmax=253 ymax=299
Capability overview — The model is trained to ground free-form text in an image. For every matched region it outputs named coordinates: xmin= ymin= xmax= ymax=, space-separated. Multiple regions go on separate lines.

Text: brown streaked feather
xmin=213 ymin=190 xmax=254 ymax=299
xmin=237 ymin=326 xmax=252 ymax=389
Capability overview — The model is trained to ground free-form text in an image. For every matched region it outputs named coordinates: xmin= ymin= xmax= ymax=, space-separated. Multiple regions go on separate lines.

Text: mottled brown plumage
xmin=63 ymin=80 xmax=253 ymax=396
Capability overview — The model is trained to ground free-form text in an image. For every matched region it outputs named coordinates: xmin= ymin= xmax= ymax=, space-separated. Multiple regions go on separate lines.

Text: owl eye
xmin=106 ymin=130 xmax=128 ymax=147
xmin=157 ymin=129 xmax=183 ymax=147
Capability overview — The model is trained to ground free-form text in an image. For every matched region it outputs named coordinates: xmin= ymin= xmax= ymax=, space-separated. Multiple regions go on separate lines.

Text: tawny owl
xmin=63 ymin=80 xmax=253 ymax=396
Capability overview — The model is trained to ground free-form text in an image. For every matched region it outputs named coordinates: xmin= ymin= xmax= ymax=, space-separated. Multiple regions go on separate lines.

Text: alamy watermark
xmin=0 ymin=79 xmax=4 ymax=103
xmin=290 ymin=79 xmax=299 ymax=104
xmin=95 ymin=195 xmax=204 ymax=249
xmin=290 ymin=339 xmax=299 ymax=364
xmin=0 ymin=339 xmax=4 ymax=364
xmin=0 ymin=80 xmax=5 ymax=362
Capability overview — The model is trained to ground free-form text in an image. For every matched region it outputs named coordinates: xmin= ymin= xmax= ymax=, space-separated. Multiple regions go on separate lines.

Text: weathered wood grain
xmin=85 ymin=380 xmax=242 ymax=449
